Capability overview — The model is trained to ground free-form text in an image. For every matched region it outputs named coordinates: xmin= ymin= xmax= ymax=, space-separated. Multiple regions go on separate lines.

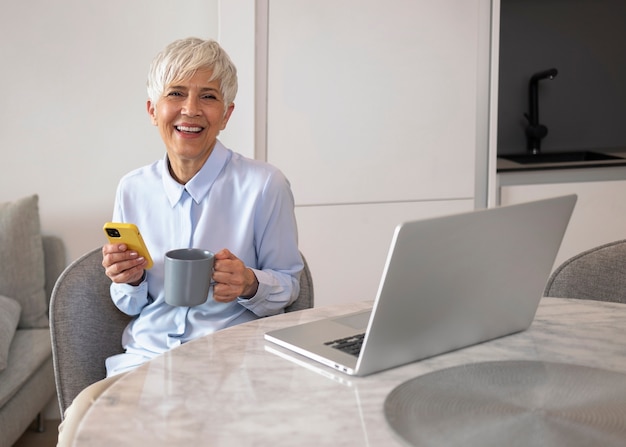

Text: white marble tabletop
xmin=73 ymin=298 xmax=626 ymax=446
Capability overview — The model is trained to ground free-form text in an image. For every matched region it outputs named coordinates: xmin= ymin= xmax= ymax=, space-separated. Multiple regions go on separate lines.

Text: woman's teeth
xmin=176 ymin=126 xmax=202 ymax=133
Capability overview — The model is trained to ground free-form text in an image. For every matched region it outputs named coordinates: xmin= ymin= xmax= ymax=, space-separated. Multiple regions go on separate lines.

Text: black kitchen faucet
xmin=524 ymin=68 xmax=558 ymax=154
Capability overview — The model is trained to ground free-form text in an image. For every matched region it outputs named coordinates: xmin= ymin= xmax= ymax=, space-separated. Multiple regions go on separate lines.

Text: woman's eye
xmin=166 ymin=91 xmax=183 ymax=97
xmin=202 ymin=94 xmax=217 ymax=100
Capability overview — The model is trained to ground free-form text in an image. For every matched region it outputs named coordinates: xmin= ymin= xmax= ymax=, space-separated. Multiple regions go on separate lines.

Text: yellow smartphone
xmin=102 ymin=222 xmax=154 ymax=269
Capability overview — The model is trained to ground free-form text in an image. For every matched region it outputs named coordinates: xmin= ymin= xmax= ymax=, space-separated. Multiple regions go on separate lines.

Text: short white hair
xmin=146 ymin=37 xmax=238 ymax=111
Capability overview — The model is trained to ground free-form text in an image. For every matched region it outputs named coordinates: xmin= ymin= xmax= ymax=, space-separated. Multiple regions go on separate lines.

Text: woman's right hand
xmin=102 ymin=243 xmax=148 ymax=286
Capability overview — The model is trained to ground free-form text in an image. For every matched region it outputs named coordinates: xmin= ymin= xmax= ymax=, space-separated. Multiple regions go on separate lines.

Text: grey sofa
xmin=0 ymin=235 xmax=66 ymax=447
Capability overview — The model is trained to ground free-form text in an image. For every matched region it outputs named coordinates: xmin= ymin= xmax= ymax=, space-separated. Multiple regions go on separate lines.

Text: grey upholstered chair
xmin=49 ymin=248 xmax=313 ymax=417
xmin=543 ymin=239 xmax=626 ymax=303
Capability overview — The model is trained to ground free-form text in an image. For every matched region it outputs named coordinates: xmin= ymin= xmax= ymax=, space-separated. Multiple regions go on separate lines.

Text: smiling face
xmin=147 ymin=68 xmax=234 ymax=184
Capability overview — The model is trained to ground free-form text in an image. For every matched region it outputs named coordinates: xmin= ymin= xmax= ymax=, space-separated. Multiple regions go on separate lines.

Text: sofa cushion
xmin=0 ymin=295 xmax=21 ymax=371
xmin=0 ymin=328 xmax=52 ymax=407
xmin=0 ymin=195 xmax=48 ymax=328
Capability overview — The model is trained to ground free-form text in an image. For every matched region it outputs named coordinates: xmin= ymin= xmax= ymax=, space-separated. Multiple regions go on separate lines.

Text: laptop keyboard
xmin=324 ymin=333 xmax=365 ymax=357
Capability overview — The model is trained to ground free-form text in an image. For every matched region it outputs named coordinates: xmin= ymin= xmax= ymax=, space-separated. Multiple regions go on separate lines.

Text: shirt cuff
xmin=236 ymin=268 xmax=279 ymax=311
xmin=111 ymin=275 xmax=148 ymax=294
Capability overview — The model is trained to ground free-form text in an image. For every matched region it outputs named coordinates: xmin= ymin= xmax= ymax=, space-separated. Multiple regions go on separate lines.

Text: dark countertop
xmin=497 ymin=149 xmax=626 ymax=173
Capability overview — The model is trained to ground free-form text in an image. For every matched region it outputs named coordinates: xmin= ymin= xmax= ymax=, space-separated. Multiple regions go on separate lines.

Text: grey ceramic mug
xmin=164 ymin=248 xmax=214 ymax=307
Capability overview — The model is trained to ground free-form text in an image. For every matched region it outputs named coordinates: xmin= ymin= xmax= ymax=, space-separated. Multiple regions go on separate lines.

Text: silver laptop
xmin=265 ymin=195 xmax=577 ymax=376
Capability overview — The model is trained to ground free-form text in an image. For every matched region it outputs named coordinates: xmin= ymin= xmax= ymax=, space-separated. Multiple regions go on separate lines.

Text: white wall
xmin=0 ymin=0 xmax=222 ymax=262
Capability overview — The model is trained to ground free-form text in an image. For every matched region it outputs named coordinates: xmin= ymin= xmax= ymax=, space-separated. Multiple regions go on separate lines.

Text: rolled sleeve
xmin=110 ymin=279 xmax=150 ymax=316
xmin=238 ymin=267 xmax=302 ymax=316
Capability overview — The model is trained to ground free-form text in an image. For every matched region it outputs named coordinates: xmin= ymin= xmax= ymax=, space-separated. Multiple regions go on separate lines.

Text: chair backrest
xmin=286 ymin=252 xmax=315 ymax=312
xmin=544 ymin=239 xmax=626 ymax=303
xmin=50 ymin=248 xmax=131 ymax=416
xmin=50 ymin=248 xmax=314 ymax=415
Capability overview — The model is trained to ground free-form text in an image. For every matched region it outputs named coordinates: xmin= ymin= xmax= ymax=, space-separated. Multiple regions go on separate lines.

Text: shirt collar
xmin=162 ymin=140 xmax=230 ymax=207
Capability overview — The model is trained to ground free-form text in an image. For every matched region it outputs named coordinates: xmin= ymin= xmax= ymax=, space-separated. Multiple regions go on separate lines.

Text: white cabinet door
xmin=501 ymin=181 xmax=626 ymax=270
xmin=265 ymin=0 xmax=492 ymax=206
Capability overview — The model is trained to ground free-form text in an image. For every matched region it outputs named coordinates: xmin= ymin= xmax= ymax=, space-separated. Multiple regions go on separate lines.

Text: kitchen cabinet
xmin=499 ymin=167 xmax=626 ymax=270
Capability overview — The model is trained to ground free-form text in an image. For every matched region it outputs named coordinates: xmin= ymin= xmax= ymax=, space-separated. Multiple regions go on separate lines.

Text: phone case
xmin=102 ymin=222 xmax=154 ymax=269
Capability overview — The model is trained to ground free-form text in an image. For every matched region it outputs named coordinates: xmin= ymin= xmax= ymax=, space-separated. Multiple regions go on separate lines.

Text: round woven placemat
xmin=384 ymin=360 xmax=626 ymax=447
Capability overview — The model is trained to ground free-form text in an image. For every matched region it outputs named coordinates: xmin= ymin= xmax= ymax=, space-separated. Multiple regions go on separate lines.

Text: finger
xmin=107 ymin=268 xmax=141 ymax=284
xmin=213 ymin=259 xmax=237 ymax=278
xmin=107 ymin=255 xmax=145 ymax=274
xmin=103 ymin=250 xmax=147 ymax=284
xmin=213 ymin=248 xmax=236 ymax=261
xmin=108 ymin=264 xmax=144 ymax=284
xmin=102 ymin=243 xmax=130 ymax=256
xmin=103 ymin=250 xmax=144 ymax=269
xmin=214 ymin=251 xmax=245 ymax=274
xmin=212 ymin=283 xmax=238 ymax=303
xmin=213 ymin=261 xmax=248 ymax=288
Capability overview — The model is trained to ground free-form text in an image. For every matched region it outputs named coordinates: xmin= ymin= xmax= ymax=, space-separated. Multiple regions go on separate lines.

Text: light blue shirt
xmin=106 ymin=141 xmax=302 ymax=376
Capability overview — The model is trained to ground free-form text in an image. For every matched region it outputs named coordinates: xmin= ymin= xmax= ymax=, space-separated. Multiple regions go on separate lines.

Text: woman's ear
xmin=147 ymin=100 xmax=158 ymax=125
xmin=220 ymin=103 xmax=235 ymax=130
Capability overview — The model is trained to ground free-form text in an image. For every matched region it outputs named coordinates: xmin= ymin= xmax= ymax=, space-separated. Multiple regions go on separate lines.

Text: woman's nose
xmin=182 ymin=96 xmax=200 ymax=116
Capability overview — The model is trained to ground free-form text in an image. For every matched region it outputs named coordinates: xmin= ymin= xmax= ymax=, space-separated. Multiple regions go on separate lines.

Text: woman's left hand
xmin=212 ymin=248 xmax=259 ymax=302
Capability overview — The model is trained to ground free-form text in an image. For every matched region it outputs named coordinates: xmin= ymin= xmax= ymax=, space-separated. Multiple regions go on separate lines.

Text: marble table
xmin=73 ymin=298 xmax=626 ymax=446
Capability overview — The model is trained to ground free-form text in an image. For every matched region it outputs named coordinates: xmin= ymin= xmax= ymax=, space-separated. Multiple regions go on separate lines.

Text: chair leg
xmin=36 ymin=412 xmax=45 ymax=432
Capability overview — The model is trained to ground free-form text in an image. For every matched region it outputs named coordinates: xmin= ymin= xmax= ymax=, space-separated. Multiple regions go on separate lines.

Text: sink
xmin=500 ymin=151 xmax=624 ymax=165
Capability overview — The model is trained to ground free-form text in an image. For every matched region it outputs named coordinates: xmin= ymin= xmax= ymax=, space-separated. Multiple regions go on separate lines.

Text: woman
xmin=58 ymin=37 xmax=301 ymax=445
